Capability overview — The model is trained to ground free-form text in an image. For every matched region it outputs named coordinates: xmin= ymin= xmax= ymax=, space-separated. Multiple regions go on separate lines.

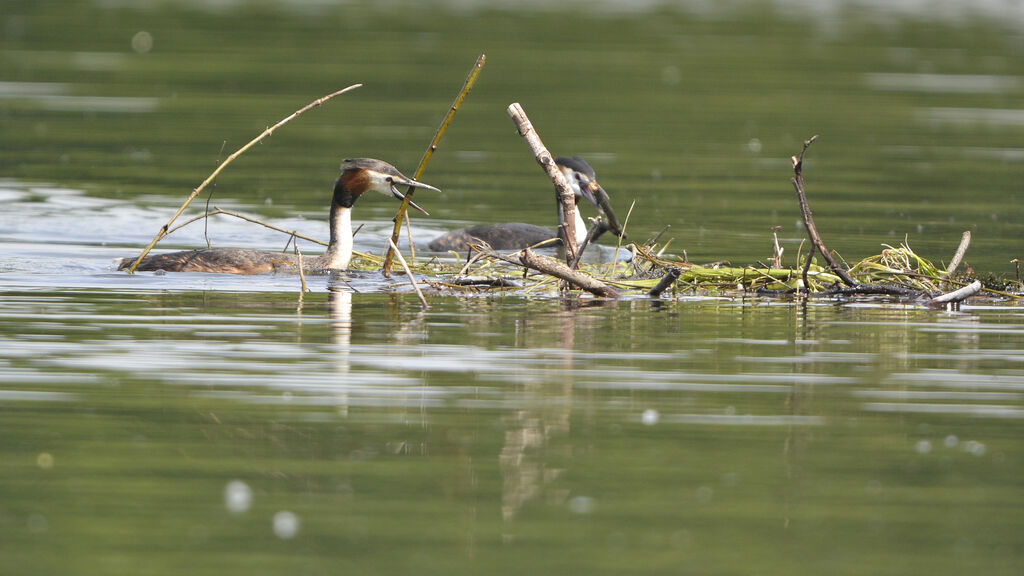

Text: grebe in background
xmin=428 ymin=155 xmax=622 ymax=252
xmin=119 ymin=158 xmax=439 ymax=274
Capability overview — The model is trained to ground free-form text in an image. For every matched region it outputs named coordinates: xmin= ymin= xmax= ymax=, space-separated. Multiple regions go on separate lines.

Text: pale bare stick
xmin=519 ymin=249 xmax=619 ymax=298
xmin=926 ymin=280 xmax=982 ymax=309
xmin=296 ymin=244 xmax=308 ymax=293
xmin=125 ymin=84 xmax=363 ymax=273
xmin=946 ymin=231 xmax=971 ymax=276
xmin=388 ymin=238 xmax=429 ymax=309
xmin=507 ymin=103 xmax=579 ymax=267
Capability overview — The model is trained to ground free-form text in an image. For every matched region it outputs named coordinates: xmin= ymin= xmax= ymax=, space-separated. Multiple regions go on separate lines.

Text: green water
xmin=2 ymin=1 xmax=1024 ymax=574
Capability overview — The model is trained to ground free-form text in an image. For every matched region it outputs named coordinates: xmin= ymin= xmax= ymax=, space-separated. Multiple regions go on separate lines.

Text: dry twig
xmin=791 ymin=135 xmax=857 ymax=287
xmin=383 ymin=54 xmax=486 ymax=275
xmin=124 ymin=84 xmax=363 ymax=273
xmin=507 ymin=103 xmax=580 ymax=267
xmin=388 ymin=238 xmax=429 ymax=309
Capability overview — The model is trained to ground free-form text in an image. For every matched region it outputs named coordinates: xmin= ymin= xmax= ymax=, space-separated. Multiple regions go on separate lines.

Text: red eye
xmin=386 ymin=177 xmax=393 ymax=183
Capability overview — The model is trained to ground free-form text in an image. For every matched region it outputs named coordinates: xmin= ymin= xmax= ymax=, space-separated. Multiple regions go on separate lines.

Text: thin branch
xmin=388 ymin=238 xmax=429 ymax=309
xmin=507 ymin=103 xmax=579 ymax=267
xmin=946 ymin=231 xmax=971 ymax=276
xmin=383 ymin=54 xmax=486 ymax=275
xmin=791 ymin=135 xmax=857 ymax=287
xmin=167 ymin=208 xmax=327 ymax=246
xmin=124 ymin=84 xmax=363 ymax=273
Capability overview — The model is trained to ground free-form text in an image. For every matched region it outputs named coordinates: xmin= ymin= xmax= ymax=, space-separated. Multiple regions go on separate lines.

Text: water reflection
xmin=499 ymin=306 xmax=575 ymax=534
xmin=329 ymin=281 xmax=352 ymax=417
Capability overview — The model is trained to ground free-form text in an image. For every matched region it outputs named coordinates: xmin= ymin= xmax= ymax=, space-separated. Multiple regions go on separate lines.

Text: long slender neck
xmin=558 ymin=198 xmax=589 ymax=245
xmin=322 ymin=200 xmax=353 ymax=269
xmin=573 ymin=205 xmax=587 ymax=244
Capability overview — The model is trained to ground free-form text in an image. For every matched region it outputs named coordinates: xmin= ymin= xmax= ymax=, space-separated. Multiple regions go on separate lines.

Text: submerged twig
xmin=383 ymin=54 xmax=486 ymax=276
xmin=507 ymin=103 xmax=579 ymax=267
xmin=124 ymin=84 xmax=363 ymax=273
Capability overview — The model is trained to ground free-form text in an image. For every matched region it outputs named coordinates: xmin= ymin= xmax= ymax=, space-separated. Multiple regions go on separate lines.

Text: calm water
xmin=2 ymin=1 xmax=1024 ymax=574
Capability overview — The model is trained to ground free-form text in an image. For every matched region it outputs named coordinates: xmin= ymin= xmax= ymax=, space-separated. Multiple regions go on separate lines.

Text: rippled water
xmin=3 ymin=1 xmax=1024 ymax=574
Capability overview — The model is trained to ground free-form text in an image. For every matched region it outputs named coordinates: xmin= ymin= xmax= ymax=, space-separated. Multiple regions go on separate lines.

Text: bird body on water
xmin=428 ymin=155 xmax=621 ymax=252
xmin=119 ymin=158 xmax=439 ymax=274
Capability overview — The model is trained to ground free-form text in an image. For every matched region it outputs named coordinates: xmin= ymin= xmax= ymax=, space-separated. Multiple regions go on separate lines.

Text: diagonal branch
xmin=382 ymin=54 xmax=486 ymax=276
xmin=791 ymin=135 xmax=858 ymax=287
xmin=507 ymin=103 xmax=579 ymax=267
xmin=124 ymin=84 xmax=363 ymax=273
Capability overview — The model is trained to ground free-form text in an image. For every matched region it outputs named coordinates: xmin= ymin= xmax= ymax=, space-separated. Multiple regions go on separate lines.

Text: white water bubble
xmin=944 ymin=435 xmax=959 ymax=448
xmin=36 ymin=452 xmax=54 ymax=470
xmin=131 ymin=31 xmax=153 ymax=54
xmin=568 ymin=496 xmax=595 ymax=515
xmin=915 ymin=440 xmax=932 ymax=454
xmin=273 ymin=511 xmax=300 ymax=539
xmin=27 ymin=514 xmax=48 ymax=533
xmin=963 ymin=441 xmax=986 ymax=457
xmin=641 ymin=409 xmax=660 ymax=426
xmin=224 ymin=480 xmax=253 ymax=514
xmin=695 ymin=486 xmax=713 ymax=504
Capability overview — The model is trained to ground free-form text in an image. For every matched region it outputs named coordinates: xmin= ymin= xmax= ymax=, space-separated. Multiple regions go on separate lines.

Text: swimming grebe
xmin=427 ymin=155 xmax=622 ymax=252
xmin=119 ymin=158 xmax=440 ymax=274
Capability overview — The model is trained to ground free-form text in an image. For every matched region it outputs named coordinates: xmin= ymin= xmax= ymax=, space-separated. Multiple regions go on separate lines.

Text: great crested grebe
xmin=119 ymin=158 xmax=440 ymax=274
xmin=428 ymin=155 xmax=622 ymax=252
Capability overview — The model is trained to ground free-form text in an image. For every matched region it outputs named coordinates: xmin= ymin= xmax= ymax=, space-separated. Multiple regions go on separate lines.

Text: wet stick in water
xmin=124 ymin=84 xmax=363 ymax=273
xmin=382 ymin=54 xmax=487 ymax=276
xmin=507 ymin=103 xmax=579 ymax=268
xmin=647 ymin=268 xmax=681 ymax=298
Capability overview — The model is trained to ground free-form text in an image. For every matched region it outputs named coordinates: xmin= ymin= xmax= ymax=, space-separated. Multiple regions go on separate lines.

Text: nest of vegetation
xmin=354 ymin=136 xmax=1021 ymax=309
xmin=121 ymin=70 xmax=1021 ymax=309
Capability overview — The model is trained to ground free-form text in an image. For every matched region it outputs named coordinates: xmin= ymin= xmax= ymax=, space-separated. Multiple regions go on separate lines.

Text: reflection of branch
xmin=791 ymin=136 xmax=857 ymax=287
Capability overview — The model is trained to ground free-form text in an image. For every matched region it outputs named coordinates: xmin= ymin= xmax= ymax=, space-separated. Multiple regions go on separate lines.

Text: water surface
xmin=2 ymin=2 xmax=1023 ymax=574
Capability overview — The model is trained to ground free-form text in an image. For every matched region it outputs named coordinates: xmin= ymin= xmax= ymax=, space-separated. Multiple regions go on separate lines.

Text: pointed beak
xmin=577 ymin=181 xmax=599 ymax=209
xmin=591 ymin=183 xmax=624 ymax=237
xmin=389 ymin=177 xmax=440 ymax=216
xmin=390 ymin=185 xmax=430 ymax=216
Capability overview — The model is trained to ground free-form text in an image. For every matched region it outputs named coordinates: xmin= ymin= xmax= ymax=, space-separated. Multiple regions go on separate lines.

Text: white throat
xmin=324 ymin=204 xmax=354 ymax=269
xmin=573 ymin=208 xmax=588 ymax=244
